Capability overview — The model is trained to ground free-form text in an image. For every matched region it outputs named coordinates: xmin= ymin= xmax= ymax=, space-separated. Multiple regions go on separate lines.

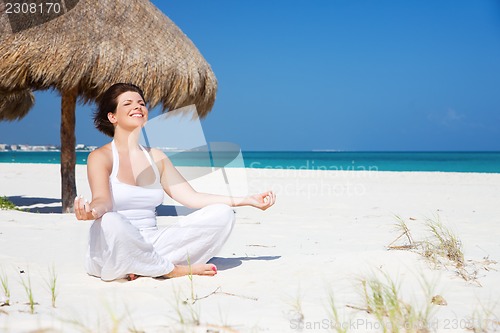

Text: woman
xmin=74 ymin=83 xmax=275 ymax=281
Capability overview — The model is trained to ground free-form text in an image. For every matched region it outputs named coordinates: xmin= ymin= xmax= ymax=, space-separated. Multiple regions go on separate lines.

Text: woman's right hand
xmin=74 ymin=196 xmax=97 ymax=220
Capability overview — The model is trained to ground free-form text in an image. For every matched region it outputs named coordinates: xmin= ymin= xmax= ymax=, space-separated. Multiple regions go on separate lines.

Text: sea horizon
xmin=1 ymin=150 xmax=500 ymax=174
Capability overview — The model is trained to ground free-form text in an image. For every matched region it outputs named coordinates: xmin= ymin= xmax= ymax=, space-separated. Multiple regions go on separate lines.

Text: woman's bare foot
xmin=127 ymin=273 xmax=140 ymax=281
xmin=164 ymin=264 xmax=217 ymax=278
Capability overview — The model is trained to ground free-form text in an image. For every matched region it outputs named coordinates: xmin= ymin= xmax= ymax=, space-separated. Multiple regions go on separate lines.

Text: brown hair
xmin=93 ymin=83 xmax=146 ymax=137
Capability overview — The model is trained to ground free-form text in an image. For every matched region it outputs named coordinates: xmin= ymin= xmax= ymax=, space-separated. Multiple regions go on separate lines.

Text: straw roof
xmin=0 ymin=89 xmax=34 ymax=120
xmin=0 ymin=0 xmax=217 ymax=120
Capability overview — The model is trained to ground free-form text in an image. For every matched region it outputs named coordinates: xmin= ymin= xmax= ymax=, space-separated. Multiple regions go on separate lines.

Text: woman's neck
xmin=113 ymin=128 xmax=142 ymax=152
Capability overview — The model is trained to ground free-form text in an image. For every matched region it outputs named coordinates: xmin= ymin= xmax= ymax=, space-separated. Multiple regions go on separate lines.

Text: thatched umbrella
xmin=0 ymin=0 xmax=217 ymax=213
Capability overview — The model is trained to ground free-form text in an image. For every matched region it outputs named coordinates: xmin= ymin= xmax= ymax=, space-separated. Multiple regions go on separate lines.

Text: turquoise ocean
xmin=1 ymin=151 xmax=499 ymax=173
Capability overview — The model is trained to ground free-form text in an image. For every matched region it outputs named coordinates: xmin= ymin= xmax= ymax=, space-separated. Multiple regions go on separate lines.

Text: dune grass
xmin=0 ymin=196 xmax=16 ymax=210
xmin=0 ymin=267 xmax=10 ymax=306
xmin=285 ymin=287 xmax=305 ymax=329
xmin=468 ymin=301 xmax=500 ymax=333
xmin=326 ymin=291 xmax=350 ymax=333
xmin=19 ymin=269 xmax=36 ymax=314
xmin=186 ymin=253 xmax=196 ymax=302
xmin=169 ymin=285 xmax=201 ymax=327
xmin=43 ymin=264 xmax=58 ymax=308
xmin=388 ymin=214 xmax=495 ymax=285
xmin=387 ymin=215 xmax=416 ymax=250
xmin=423 ymin=215 xmax=464 ymax=268
xmin=60 ymin=299 xmax=147 ymax=333
xmin=346 ymin=271 xmax=437 ymax=333
xmin=167 ymin=263 xmax=257 ymax=332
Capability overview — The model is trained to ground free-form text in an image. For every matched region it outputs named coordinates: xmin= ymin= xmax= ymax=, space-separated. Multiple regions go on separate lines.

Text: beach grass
xmin=102 ymin=300 xmax=127 ymax=333
xmin=0 ymin=196 xmax=16 ymax=210
xmin=62 ymin=311 xmax=120 ymax=333
xmin=468 ymin=300 xmax=500 ymax=333
xmin=347 ymin=271 xmax=436 ymax=333
xmin=326 ymin=290 xmax=349 ymax=333
xmin=216 ymin=303 xmax=230 ymax=331
xmin=169 ymin=284 xmax=201 ymax=327
xmin=60 ymin=317 xmax=94 ymax=333
xmin=19 ymin=269 xmax=36 ymax=314
xmin=423 ymin=215 xmax=464 ymax=268
xmin=0 ymin=267 xmax=10 ymax=306
xmin=124 ymin=304 xmax=145 ymax=333
xmin=186 ymin=253 xmax=196 ymax=302
xmin=43 ymin=264 xmax=58 ymax=308
xmin=283 ymin=285 xmax=305 ymax=329
xmin=387 ymin=215 xmax=416 ymax=250
xmin=387 ymin=214 xmax=494 ymax=285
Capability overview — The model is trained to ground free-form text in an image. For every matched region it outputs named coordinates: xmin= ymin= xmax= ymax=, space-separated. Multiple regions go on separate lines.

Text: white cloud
xmin=427 ymin=108 xmax=466 ymax=127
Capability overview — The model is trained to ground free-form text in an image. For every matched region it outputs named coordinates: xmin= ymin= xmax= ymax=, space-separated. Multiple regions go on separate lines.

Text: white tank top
xmin=109 ymin=141 xmax=164 ymax=229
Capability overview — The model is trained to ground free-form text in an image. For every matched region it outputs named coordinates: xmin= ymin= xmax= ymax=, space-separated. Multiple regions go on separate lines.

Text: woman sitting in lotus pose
xmin=74 ymin=83 xmax=275 ymax=281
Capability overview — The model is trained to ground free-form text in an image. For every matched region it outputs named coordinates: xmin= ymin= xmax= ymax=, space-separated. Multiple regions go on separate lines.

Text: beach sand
xmin=1 ymin=163 xmax=499 ymax=332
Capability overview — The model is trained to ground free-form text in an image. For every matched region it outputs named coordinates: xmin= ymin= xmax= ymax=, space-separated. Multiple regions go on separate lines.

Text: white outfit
xmin=85 ymin=141 xmax=235 ymax=281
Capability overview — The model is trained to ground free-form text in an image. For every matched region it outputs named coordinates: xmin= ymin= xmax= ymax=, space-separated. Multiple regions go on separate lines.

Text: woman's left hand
xmin=244 ymin=191 xmax=276 ymax=210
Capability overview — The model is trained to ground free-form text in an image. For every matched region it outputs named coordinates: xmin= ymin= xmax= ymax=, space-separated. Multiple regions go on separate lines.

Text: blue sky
xmin=1 ymin=0 xmax=500 ymax=151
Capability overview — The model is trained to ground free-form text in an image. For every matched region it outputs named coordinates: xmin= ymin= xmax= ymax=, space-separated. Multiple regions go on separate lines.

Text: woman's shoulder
xmin=147 ymin=147 xmax=168 ymax=159
xmin=88 ymin=144 xmax=113 ymax=164
xmin=145 ymin=147 xmax=172 ymax=175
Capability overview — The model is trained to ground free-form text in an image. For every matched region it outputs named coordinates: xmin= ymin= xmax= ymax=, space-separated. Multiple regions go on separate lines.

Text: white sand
xmin=1 ymin=163 xmax=499 ymax=332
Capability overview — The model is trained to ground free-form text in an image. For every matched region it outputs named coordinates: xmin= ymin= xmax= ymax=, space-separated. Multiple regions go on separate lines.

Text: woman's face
xmin=108 ymin=91 xmax=148 ymax=131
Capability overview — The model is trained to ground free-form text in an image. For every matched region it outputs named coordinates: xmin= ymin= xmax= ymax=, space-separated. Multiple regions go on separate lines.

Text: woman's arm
xmin=154 ymin=149 xmax=276 ymax=210
xmin=74 ymin=148 xmax=114 ymax=220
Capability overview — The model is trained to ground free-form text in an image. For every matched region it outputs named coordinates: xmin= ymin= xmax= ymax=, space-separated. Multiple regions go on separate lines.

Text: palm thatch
xmin=0 ymin=89 xmax=34 ymax=120
xmin=0 ymin=0 xmax=217 ymax=119
xmin=0 ymin=0 xmax=217 ymax=212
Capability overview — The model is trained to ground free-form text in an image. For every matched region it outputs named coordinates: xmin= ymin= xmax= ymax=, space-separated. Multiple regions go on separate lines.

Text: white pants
xmin=85 ymin=204 xmax=235 ymax=281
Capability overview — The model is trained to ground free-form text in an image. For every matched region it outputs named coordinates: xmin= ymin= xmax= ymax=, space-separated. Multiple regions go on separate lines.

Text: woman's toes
xmin=127 ymin=273 xmax=139 ymax=281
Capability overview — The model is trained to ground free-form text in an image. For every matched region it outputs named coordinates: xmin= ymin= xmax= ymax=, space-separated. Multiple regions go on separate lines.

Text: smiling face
xmin=108 ymin=91 xmax=149 ymax=132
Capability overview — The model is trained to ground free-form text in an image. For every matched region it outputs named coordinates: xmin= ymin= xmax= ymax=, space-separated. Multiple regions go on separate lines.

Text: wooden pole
xmin=60 ymin=87 xmax=77 ymax=213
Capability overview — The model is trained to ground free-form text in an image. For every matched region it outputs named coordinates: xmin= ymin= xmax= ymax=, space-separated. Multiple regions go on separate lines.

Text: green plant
xmin=124 ymin=304 xmax=144 ymax=333
xmin=468 ymin=301 xmax=500 ymax=333
xmin=61 ymin=307 xmax=128 ymax=333
xmin=59 ymin=317 xmax=94 ymax=333
xmin=0 ymin=196 xmax=16 ymax=210
xmin=170 ymin=286 xmax=186 ymax=325
xmin=349 ymin=272 xmax=435 ymax=333
xmin=43 ymin=264 xmax=58 ymax=308
xmin=169 ymin=285 xmax=201 ymax=327
xmin=285 ymin=286 xmax=305 ymax=329
xmin=186 ymin=253 xmax=196 ymax=302
xmin=387 ymin=215 xmax=416 ymax=250
xmin=0 ymin=268 xmax=10 ymax=306
xmin=326 ymin=291 xmax=349 ymax=333
xmin=424 ymin=215 xmax=464 ymax=267
xmin=102 ymin=300 xmax=126 ymax=333
xmin=388 ymin=214 xmax=493 ymax=285
xmin=19 ymin=270 xmax=36 ymax=314
xmin=217 ymin=303 xmax=230 ymax=331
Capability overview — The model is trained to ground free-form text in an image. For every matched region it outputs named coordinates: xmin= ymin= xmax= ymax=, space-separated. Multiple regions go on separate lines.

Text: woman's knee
xmin=99 ymin=212 xmax=130 ymax=237
xmin=100 ymin=212 xmax=120 ymax=226
xmin=206 ymin=204 xmax=235 ymax=225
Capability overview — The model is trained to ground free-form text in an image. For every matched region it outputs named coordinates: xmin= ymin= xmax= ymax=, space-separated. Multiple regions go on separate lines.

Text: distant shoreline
xmin=0 ymin=143 xmax=96 ymax=152
xmin=1 ymin=151 xmax=500 ymax=173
